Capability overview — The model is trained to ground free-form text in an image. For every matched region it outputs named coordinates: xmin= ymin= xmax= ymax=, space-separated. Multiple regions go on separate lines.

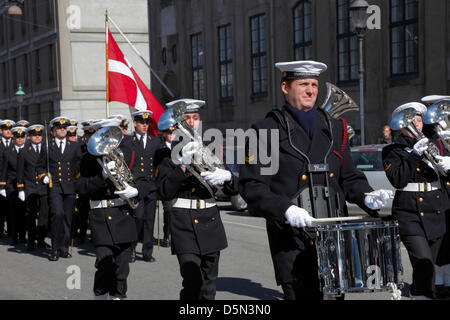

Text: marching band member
xmin=156 ymin=99 xmax=238 ymax=300
xmin=0 ymin=120 xmax=15 ymax=239
xmin=383 ymin=102 xmax=450 ymax=300
xmin=36 ymin=117 xmax=84 ymax=261
xmin=109 ymin=115 xmax=130 ymax=136
xmin=239 ymin=61 xmax=391 ymax=300
xmin=76 ymin=118 xmax=142 ymax=300
xmin=16 ymin=125 xmax=50 ymax=251
xmin=121 ymin=111 xmax=161 ymax=263
xmin=421 ymin=95 xmax=450 ymax=298
xmin=1 ymin=126 xmax=28 ymax=245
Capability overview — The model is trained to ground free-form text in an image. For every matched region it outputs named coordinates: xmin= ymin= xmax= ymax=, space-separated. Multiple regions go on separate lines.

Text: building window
xmin=293 ymin=1 xmax=312 ymax=60
xmin=191 ymin=33 xmax=204 ymax=99
xmin=218 ymin=24 xmax=233 ymax=100
xmin=250 ymin=14 xmax=267 ymax=96
xmin=390 ymin=0 xmax=419 ymax=76
xmin=337 ymin=0 xmax=358 ymax=83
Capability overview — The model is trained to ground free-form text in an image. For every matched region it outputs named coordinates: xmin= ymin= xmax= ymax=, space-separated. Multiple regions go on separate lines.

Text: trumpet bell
xmin=390 ymin=108 xmax=416 ymax=131
xmin=87 ymin=126 xmax=123 ymax=156
xmin=423 ymin=101 xmax=450 ymax=125
xmin=158 ymin=104 xmax=187 ymax=131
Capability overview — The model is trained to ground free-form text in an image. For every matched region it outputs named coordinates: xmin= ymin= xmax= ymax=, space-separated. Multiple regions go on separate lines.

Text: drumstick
xmin=364 ymin=192 xmax=395 ymax=199
xmin=312 ymin=216 xmax=364 ymax=223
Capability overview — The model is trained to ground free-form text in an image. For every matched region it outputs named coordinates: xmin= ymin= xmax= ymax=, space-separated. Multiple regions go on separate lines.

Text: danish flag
xmin=107 ymin=29 xmax=164 ymax=136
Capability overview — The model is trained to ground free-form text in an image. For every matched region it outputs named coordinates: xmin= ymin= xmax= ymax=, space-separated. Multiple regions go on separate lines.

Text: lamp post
xmin=15 ymin=83 xmax=25 ymax=120
xmin=6 ymin=0 xmax=24 ymax=15
xmin=349 ymin=0 xmax=369 ymax=146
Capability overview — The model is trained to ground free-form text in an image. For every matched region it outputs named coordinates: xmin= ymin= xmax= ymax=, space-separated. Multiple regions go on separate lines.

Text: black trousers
xmin=162 ymin=200 xmax=172 ymax=240
xmin=402 ymin=235 xmax=443 ymax=298
xmin=133 ymin=199 xmax=156 ymax=257
xmin=73 ymin=196 xmax=90 ymax=243
xmin=280 ymin=242 xmax=324 ymax=301
xmin=177 ymin=252 xmax=220 ymax=300
xmin=8 ymin=192 xmax=27 ymax=241
xmin=26 ymin=194 xmax=49 ymax=245
xmin=94 ymin=244 xmax=132 ymax=299
xmin=0 ymin=196 xmax=9 ymax=236
xmin=49 ymin=192 xmax=75 ymax=253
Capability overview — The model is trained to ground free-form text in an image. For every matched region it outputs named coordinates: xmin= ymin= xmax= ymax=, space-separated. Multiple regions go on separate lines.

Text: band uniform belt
xmin=90 ymin=198 xmax=127 ymax=209
xmin=400 ymin=182 xmax=440 ymax=192
xmin=172 ymin=198 xmax=216 ymax=210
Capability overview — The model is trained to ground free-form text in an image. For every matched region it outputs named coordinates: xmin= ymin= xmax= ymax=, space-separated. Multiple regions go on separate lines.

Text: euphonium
xmin=423 ymin=100 xmax=450 ymax=153
xmin=320 ymin=82 xmax=360 ymax=119
xmin=158 ymin=102 xmax=222 ymax=174
xmin=87 ymin=126 xmax=139 ymax=209
xmin=391 ymin=108 xmax=447 ymax=177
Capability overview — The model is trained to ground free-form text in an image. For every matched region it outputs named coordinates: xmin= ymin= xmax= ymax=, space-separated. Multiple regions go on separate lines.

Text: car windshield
xmin=351 ymin=149 xmax=384 ymax=171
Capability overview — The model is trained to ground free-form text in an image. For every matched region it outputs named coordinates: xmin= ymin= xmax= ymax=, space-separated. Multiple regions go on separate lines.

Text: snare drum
xmin=316 ymin=220 xmax=403 ymax=296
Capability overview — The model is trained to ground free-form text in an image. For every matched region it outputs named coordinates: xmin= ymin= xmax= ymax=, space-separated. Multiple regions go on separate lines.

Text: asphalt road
xmin=0 ymin=202 xmax=415 ymax=301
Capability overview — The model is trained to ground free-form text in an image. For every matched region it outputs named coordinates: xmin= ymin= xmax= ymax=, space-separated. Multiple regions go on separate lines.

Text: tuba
xmin=320 ymin=83 xmax=360 ymax=119
xmin=87 ymin=126 xmax=139 ymax=209
xmin=423 ymin=100 xmax=450 ymax=153
xmin=158 ymin=102 xmax=222 ymax=174
xmin=390 ymin=108 xmax=447 ymax=177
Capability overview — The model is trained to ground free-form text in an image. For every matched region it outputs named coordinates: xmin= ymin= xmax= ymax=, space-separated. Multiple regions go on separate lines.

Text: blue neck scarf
xmin=284 ymin=104 xmax=317 ymax=139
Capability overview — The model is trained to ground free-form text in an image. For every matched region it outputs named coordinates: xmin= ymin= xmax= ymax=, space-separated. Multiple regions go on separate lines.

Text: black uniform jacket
xmin=238 ymin=105 xmax=377 ymax=285
xmin=156 ymin=142 xmax=238 ymax=256
xmin=17 ymin=141 xmax=48 ymax=196
xmin=75 ymin=152 xmax=138 ymax=246
xmin=36 ymin=138 xmax=83 ymax=194
xmin=382 ymin=134 xmax=448 ymax=241
xmin=1 ymin=145 xmax=23 ymax=195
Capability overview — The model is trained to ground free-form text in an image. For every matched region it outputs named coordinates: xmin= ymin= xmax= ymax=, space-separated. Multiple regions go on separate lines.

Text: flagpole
xmin=105 ymin=9 xmax=110 ymax=118
xmin=107 ymin=15 xmax=175 ymax=99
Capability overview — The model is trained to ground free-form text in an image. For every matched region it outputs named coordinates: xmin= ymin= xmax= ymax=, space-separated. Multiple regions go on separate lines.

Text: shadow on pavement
xmin=216 ymin=277 xmax=283 ymax=300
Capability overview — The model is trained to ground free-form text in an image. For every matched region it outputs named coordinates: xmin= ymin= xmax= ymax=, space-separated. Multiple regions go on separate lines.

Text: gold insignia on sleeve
xmin=384 ymin=162 xmax=392 ymax=172
xmin=245 ymin=154 xmax=255 ymax=164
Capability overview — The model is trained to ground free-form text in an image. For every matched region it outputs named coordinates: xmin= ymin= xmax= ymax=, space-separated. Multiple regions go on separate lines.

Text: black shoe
xmin=129 ymin=249 xmax=136 ymax=263
xmin=36 ymin=241 xmax=51 ymax=249
xmin=49 ymin=250 xmax=60 ymax=261
xmin=60 ymin=251 xmax=72 ymax=259
xmin=160 ymin=239 xmax=170 ymax=248
xmin=27 ymin=242 xmax=36 ymax=252
xmin=142 ymin=255 xmax=156 ymax=263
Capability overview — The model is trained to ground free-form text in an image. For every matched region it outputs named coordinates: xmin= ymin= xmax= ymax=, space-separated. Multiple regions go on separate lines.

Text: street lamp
xmin=15 ymin=83 xmax=25 ymax=120
xmin=349 ymin=0 xmax=369 ymax=146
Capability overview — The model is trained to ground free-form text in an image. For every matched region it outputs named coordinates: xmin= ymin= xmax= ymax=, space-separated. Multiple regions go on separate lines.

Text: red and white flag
xmin=107 ymin=29 xmax=164 ymax=136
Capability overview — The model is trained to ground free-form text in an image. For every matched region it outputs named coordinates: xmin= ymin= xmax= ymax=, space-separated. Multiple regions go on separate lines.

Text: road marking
xmin=222 ymin=220 xmax=266 ymax=231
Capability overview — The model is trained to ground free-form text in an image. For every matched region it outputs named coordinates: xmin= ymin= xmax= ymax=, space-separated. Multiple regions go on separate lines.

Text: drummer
xmin=238 ymin=60 xmax=392 ymax=300
xmin=383 ymin=102 xmax=450 ymax=300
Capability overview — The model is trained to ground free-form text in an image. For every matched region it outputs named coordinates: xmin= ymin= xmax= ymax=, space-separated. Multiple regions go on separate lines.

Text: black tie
xmin=140 ymin=136 xmax=145 ymax=149
xmin=58 ymin=141 xmax=63 ymax=154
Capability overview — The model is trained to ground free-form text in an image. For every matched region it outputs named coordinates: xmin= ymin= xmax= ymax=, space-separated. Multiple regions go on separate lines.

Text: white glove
xmin=412 ymin=138 xmax=429 ymax=156
xmin=180 ymin=142 xmax=201 ymax=166
xmin=435 ymin=156 xmax=450 ymax=172
xmin=114 ymin=183 xmax=138 ymax=200
xmin=43 ymin=176 xmax=50 ymax=185
xmin=438 ymin=128 xmax=450 ymax=139
xmin=200 ymin=168 xmax=232 ymax=186
xmin=18 ymin=191 xmax=25 ymax=202
xmin=284 ymin=206 xmax=313 ymax=228
xmin=0 ymin=190 xmax=6 ymax=198
xmin=102 ymin=161 xmax=117 ymax=179
xmin=364 ymin=189 xmax=393 ymax=210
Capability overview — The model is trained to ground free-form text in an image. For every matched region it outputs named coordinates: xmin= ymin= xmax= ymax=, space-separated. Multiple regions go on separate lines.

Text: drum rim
xmin=316 ymin=220 xmax=399 ymax=231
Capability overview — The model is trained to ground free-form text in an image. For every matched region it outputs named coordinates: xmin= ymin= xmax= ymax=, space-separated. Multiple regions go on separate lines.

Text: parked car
xmin=349 ymin=144 xmax=395 ymax=216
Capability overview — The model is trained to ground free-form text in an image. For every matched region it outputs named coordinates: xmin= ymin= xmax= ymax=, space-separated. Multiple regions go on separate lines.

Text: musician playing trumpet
xmin=156 ymin=99 xmax=238 ymax=300
xmin=383 ymin=102 xmax=450 ymax=300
